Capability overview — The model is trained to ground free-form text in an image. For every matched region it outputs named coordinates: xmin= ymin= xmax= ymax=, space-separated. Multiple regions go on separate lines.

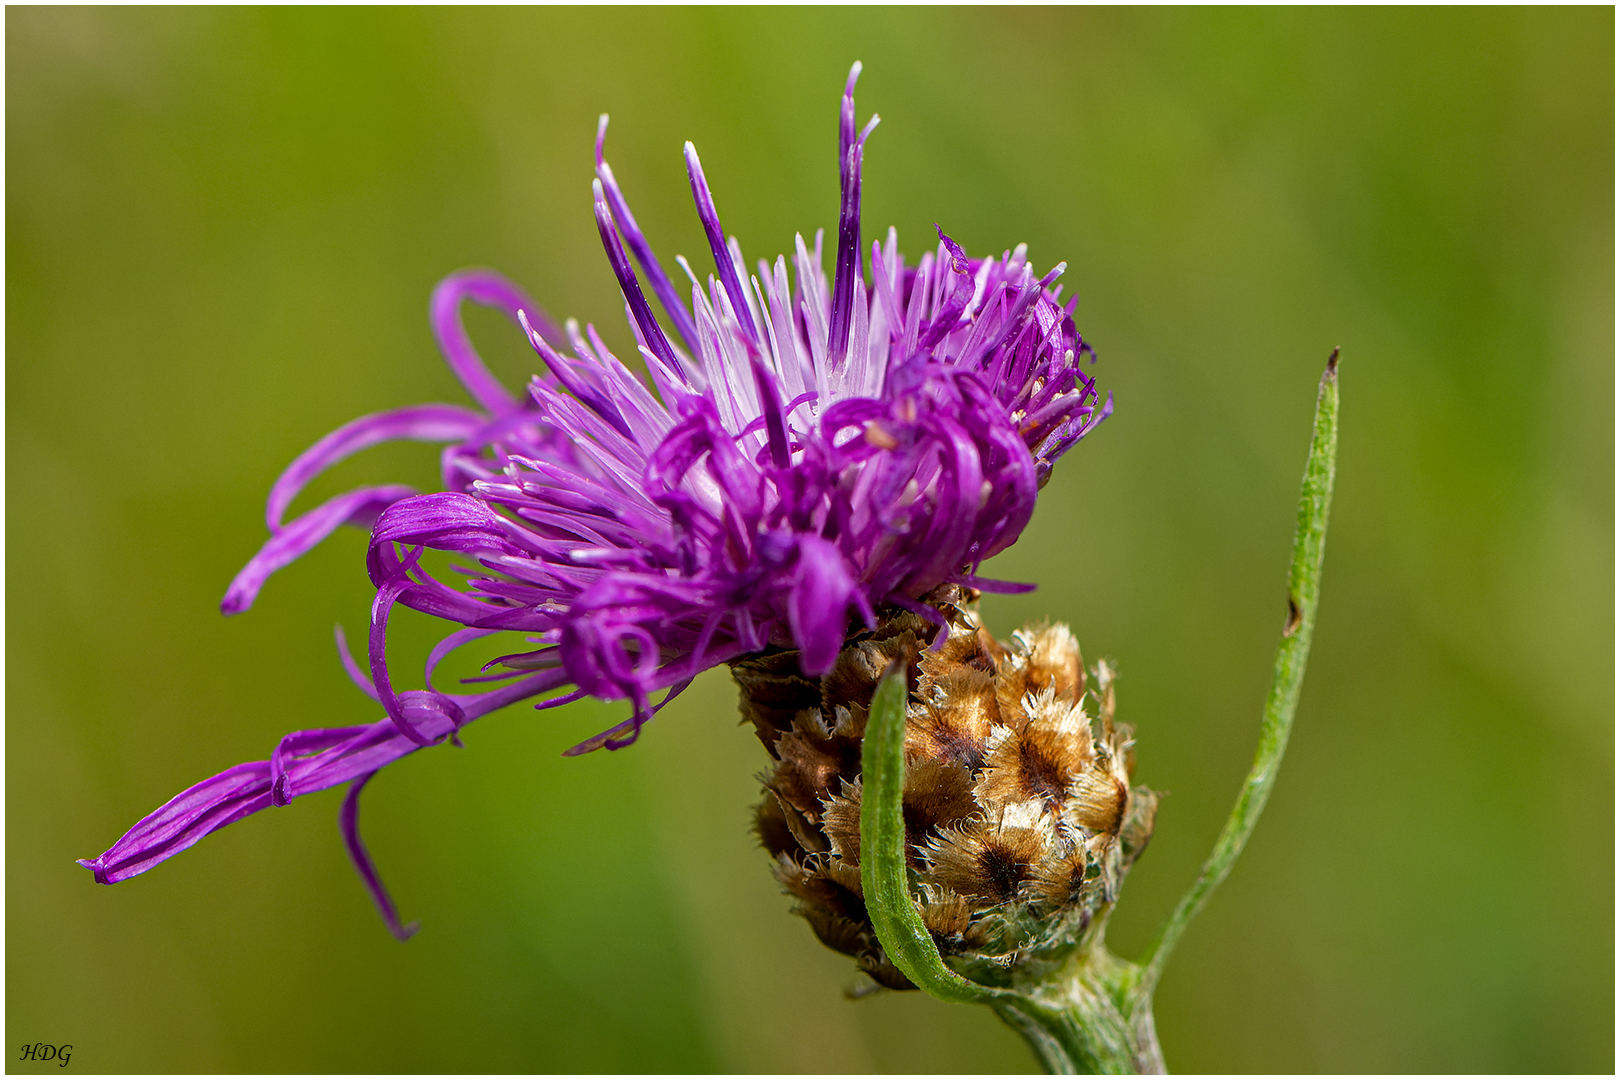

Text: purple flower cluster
xmin=80 ymin=64 xmax=1108 ymax=937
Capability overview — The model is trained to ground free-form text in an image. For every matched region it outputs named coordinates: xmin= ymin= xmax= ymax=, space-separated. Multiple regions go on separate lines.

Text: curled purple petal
xmin=430 ymin=269 xmax=554 ymax=415
xmin=265 ymin=405 xmax=485 ymax=533
xmin=223 ymin=485 xmax=418 ymax=615
xmin=340 ymin=773 xmax=419 ymax=941
xmin=425 ymin=627 xmax=498 ymax=693
xmin=334 ymin=624 xmax=381 ymax=702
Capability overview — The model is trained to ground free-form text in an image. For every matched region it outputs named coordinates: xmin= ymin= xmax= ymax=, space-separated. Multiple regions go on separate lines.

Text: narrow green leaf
xmin=1138 ymin=351 xmax=1341 ymax=989
xmin=860 ymin=662 xmax=1005 ymax=1004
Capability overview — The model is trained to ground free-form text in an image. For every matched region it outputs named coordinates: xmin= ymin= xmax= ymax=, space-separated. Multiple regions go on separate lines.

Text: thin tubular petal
xmin=334 ymin=624 xmax=382 ymax=702
xmin=595 ymin=116 xmax=702 ymax=354
xmin=592 ymin=180 xmax=686 ymax=378
xmin=828 ymin=64 xmax=878 ymax=369
xmin=265 ymin=405 xmax=485 ymax=533
xmin=430 ymin=269 xmax=555 ymax=415
xmin=683 ymin=142 xmax=759 ymax=345
xmin=78 ymin=762 xmax=273 ymax=884
xmin=224 ymin=485 xmax=419 ymax=615
xmin=340 ymin=773 xmax=420 ymax=941
xmin=425 ymin=627 xmax=499 ymax=692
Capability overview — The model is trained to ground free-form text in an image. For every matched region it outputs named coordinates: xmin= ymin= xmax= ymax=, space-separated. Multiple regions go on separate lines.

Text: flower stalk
xmin=857 ymin=353 xmax=1340 ymax=1073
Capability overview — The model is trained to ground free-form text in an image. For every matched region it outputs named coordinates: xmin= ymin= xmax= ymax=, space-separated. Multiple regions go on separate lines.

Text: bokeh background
xmin=8 ymin=7 xmax=1612 ymax=1073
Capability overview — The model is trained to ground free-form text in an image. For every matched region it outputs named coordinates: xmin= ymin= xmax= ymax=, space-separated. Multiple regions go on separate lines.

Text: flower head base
xmin=738 ymin=589 xmax=1157 ymax=991
xmin=80 ymin=63 xmax=1109 ymax=937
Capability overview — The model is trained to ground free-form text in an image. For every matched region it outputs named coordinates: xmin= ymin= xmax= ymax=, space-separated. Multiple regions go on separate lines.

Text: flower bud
xmin=736 ymin=587 xmax=1158 ymax=991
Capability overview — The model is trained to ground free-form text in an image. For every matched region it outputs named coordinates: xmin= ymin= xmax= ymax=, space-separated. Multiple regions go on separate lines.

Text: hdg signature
xmin=18 ymin=1043 xmax=72 ymax=1067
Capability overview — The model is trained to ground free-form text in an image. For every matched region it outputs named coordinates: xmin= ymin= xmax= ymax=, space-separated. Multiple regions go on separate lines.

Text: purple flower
xmin=80 ymin=63 xmax=1109 ymax=937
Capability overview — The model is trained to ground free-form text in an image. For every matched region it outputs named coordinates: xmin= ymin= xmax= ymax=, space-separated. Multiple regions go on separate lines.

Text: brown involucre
xmin=737 ymin=586 xmax=1159 ymax=992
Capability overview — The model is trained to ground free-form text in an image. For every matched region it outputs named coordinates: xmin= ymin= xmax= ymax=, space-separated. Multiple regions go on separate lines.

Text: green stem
xmin=1137 ymin=350 xmax=1340 ymax=991
xmin=989 ymin=945 xmax=1165 ymax=1074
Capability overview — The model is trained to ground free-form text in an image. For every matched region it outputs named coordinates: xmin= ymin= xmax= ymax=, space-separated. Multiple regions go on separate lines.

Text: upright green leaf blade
xmin=860 ymin=662 xmax=1004 ymax=1004
xmin=1138 ymin=351 xmax=1340 ymax=989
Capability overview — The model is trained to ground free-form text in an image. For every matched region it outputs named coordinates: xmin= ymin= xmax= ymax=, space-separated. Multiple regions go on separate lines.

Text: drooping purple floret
xmin=80 ymin=63 xmax=1109 ymax=936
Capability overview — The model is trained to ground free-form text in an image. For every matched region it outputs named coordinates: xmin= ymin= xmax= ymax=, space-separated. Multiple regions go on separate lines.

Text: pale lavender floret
xmin=81 ymin=63 xmax=1110 ymax=934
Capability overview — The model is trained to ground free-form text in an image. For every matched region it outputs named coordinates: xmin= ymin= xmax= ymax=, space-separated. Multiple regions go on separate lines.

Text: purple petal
xmin=333 ymin=624 xmax=382 ymax=702
xmin=270 ymin=724 xmax=375 ymax=805
xmin=683 ymin=142 xmax=759 ymax=346
xmin=518 ymin=311 xmax=634 ymax=439
xmin=561 ymin=678 xmax=693 ymax=757
xmin=223 ymin=485 xmax=418 ymax=615
xmin=81 ymin=669 xmax=569 ymax=892
xmin=788 ymin=535 xmax=863 ymax=676
xmin=79 ymin=761 xmax=273 ymax=884
xmin=952 ymin=573 xmax=1037 ymax=594
xmin=828 ymin=63 xmax=879 ymax=369
xmin=424 ymin=627 xmax=498 ymax=693
xmin=430 ymin=269 xmax=554 ymax=415
xmin=340 ymin=773 xmax=419 ymax=941
xmin=592 ymin=180 xmax=687 ymax=379
xmin=595 ymin=116 xmax=702 ymax=356
xmin=265 ymin=404 xmax=486 ymax=533
xmin=366 ymin=492 xmax=529 ymax=586
xmin=369 ymin=572 xmax=456 ymax=748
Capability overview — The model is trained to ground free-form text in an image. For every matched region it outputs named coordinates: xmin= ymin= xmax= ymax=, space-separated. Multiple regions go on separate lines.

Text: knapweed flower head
xmin=737 ymin=589 xmax=1156 ymax=992
xmin=80 ymin=63 xmax=1109 ymax=938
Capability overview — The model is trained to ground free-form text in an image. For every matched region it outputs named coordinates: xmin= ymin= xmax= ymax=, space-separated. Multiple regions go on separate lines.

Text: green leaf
xmin=859 ymin=661 xmax=1006 ymax=1004
xmin=1138 ymin=350 xmax=1340 ymax=989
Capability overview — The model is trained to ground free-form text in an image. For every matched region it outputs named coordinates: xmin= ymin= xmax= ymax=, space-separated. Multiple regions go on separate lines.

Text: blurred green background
xmin=8 ymin=7 xmax=1612 ymax=1073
